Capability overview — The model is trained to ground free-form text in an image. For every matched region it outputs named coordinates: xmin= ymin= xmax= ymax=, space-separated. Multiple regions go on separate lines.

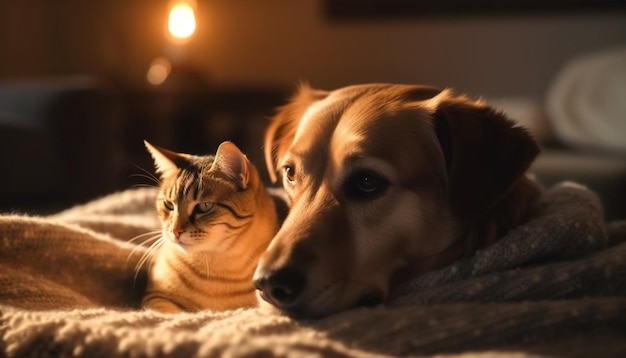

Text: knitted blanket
xmin=1 ymin=182 xmax=626 ymax=357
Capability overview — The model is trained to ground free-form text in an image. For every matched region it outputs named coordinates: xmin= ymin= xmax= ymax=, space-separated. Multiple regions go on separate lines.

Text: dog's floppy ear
xmin=264 ymin=83 xmax=328 ymax=182
xmin=433 ymin=97 xmax=540 ymax=223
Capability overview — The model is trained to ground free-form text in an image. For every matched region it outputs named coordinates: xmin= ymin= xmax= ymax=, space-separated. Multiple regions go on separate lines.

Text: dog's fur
xmin=254 ymin=83 xmax=541 ymax=318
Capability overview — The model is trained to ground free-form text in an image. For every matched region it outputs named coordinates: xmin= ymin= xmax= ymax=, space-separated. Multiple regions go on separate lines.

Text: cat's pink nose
xmin=173 ymin=229 xmax=184 ymax=239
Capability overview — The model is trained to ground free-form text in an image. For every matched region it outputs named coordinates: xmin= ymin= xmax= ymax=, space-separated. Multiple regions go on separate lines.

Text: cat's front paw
xmin=142 ymin=297 xmax=184 ymax=313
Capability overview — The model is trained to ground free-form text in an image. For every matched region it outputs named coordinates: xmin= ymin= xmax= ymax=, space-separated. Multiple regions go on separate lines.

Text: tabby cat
xmin=141 ymin=140 xmax=280 ymax=312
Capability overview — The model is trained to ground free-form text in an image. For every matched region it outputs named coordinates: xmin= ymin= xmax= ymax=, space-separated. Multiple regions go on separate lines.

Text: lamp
xmin=147 ymin=0 xmax=198 ymax=86
xmin=166 ymin=0 xmax=197 ymax=43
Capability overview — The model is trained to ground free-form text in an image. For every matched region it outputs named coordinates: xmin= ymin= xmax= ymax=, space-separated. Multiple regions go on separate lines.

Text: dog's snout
xmin=254 ymin=267 xmax=306 ymax=308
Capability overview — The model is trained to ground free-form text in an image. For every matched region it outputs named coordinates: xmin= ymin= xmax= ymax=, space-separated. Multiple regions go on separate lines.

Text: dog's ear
xmin=264 ymin=83 xmax=328 ymax=182
xmin=433 ymin=97 xmax=540 ymax=223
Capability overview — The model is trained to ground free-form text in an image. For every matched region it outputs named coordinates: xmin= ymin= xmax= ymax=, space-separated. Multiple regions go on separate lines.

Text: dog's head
xmin=254 ymin=83 xmax=540 ymax=318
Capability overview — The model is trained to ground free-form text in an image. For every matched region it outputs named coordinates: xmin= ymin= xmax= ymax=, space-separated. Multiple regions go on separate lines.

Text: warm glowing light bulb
xmin=147 ymin=57 xmax=172 ymax=85
xmin=168 ymin=1 xmax=196 ymax=40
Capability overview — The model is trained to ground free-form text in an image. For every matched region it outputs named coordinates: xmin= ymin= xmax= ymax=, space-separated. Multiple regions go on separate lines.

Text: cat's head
xmin=145 ymin=140 xmax=254 ymax=254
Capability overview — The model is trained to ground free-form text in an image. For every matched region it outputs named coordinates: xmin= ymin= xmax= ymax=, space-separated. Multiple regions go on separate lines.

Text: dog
xmin=253 ymin=83 xmax=541 ymax=318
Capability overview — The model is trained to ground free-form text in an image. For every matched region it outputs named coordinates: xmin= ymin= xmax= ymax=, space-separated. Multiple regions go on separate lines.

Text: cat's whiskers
xmin=130 ymin=165 xmax=162 ymax=187
xmin=138 ymin=236 xmax=164 ymax=270
xmin=126 ymin=231 xmax=162 ymax=270
xmin=133 ymin=234 xmax=165 ymax=285
xmin=128 ymin=230 xmax=162 ymax=246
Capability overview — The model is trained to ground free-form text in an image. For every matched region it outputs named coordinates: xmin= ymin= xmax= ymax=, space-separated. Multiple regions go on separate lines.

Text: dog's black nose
xmin=253 ymin=267 xmax=306 ymax=308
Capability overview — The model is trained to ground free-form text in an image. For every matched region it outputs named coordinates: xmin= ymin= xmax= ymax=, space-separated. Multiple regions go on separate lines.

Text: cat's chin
xmin=173 ymin=242 xmax=202 ymax=254
xmin=168 ymin=239 xmax=220 ymax=255
xmin=163 ymin=236 xmax=197 ymax=254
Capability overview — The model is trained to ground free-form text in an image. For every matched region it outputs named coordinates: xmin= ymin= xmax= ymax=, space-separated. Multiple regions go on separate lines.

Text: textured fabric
xmin=391 ymin=181 xmax=614 ymax=304
xmin=1 ymin=183 xmax=626 ymax=357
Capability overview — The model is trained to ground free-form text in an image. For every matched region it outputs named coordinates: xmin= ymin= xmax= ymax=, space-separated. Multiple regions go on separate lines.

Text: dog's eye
xmin=345 ymin=170 xmax=389 ymax=200
xmin=283 ymin=165 xmax=296 ymax=185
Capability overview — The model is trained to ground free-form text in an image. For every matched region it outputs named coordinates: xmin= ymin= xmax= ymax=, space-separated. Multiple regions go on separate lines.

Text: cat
xmin=140 ymin=140 xmax=281 ymax=312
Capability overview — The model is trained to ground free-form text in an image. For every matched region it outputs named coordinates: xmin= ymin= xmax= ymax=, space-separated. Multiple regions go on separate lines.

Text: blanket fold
xmin=1 ymin=182 xmax=626 ymax=357
xmin=391 ymin=181 xmax=615 ymax=305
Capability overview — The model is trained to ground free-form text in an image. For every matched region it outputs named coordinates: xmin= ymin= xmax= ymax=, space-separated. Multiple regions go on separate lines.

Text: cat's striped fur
xmin=141 ymin=141 xmax=280 ymax=312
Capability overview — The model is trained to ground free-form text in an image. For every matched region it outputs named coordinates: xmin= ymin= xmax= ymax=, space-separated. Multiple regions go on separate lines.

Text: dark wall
xmin=1 ymin=0 xmax=625 ymax=98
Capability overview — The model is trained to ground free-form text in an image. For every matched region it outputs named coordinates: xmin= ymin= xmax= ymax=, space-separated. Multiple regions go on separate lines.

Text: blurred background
xmin=0 ymin=0 xmax=625 ymax=219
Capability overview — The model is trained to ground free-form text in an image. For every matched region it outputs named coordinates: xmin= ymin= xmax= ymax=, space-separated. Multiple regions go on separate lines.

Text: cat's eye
xmin=195 ymin=202 xmax=215 ymax=214
xmin=163 ymin=200 xmax=174 ymax=211
xmin=283 ymin=165 xmax=296 ymax=185
xmin=344 ymin=170 xmax=389 ymax=200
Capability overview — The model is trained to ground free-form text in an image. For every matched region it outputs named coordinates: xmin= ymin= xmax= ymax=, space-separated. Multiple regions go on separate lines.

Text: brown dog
xmin=254 ymin=83 xmax=541 ymax=318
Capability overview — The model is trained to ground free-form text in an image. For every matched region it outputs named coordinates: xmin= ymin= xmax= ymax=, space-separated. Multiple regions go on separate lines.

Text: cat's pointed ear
xmin=144 ymin=140 xmax=191 ymax=177
xmin=213 ymin=141 xmax=249 ymax=190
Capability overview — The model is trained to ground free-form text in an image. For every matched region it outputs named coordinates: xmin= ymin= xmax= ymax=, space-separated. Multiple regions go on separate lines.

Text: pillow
xmin=546 ymin=47 xmax=626 ymax=154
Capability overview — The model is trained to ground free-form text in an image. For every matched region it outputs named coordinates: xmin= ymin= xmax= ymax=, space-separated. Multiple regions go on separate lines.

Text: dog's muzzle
xmin=253 ymin=266 xmax=307 ymax=310
xmin=254 ymin=264 xmax=385 ymax=318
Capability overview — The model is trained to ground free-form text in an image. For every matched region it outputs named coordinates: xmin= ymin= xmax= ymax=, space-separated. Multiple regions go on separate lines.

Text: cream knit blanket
xmin=1 ymin=183 xmax=626 ymax=357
